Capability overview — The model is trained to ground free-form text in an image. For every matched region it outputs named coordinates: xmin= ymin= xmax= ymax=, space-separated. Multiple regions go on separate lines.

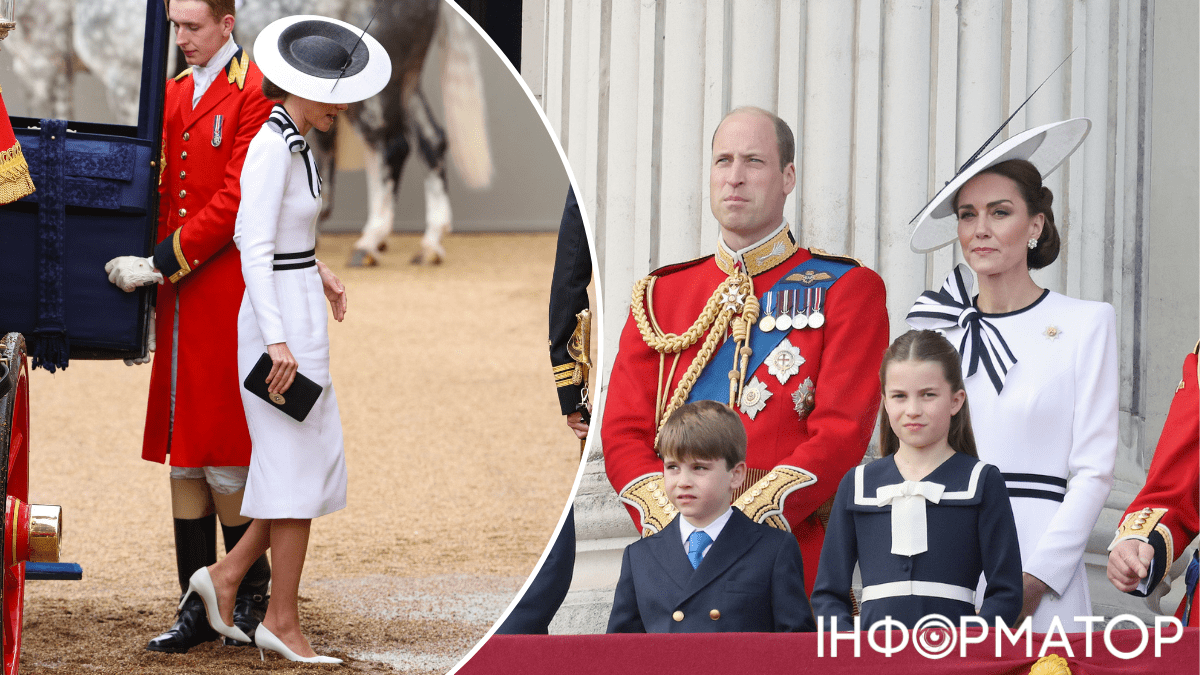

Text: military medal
xmin=792 ymin=289 xmax=809 ymax=330
xmin=792 ymin=377 xmax=815 ymax=421
xmin=808 ymin=287 xmax=826 ymax=329
xmin=212 ymin=114 xmax=224 ymax=147
xmin=739 ymin=377 xmax=772 ymax=420
xmin=766 ymin=338 xmax=803 ymax=384
xmin=758 ymin=292 xmax=776 ymax=332
xmin=775 ymin=290 xmax=792 ymax=332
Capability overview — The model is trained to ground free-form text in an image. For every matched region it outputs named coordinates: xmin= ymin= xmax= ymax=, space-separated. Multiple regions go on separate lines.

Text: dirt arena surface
xmin=18 ymin=233 xmax=581 ymax=674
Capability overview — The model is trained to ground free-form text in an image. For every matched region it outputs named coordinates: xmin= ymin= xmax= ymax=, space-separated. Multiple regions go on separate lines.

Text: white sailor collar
xmin=849 ymin=453 xmax=987 ymax=511
xmin=715 ymin=220 xmax=799 ymax=276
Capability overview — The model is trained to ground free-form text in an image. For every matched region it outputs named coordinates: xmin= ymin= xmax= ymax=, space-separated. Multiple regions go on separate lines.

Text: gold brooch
xmin=1043 ymin=325 xmax=1062 ymax=340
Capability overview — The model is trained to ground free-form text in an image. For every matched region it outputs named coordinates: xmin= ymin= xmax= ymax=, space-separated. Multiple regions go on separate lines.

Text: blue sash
xmin=687 ymin=257 xmax=855 ymax=405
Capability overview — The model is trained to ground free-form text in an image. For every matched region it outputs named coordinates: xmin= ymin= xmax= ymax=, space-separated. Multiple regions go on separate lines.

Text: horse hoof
xmin=347 ymin=249 xmax=378 ymax=267
xmin=409 ymin=248 xmax=443 ymax=265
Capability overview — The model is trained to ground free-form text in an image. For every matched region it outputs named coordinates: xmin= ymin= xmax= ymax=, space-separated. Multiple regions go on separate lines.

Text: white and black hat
xmin=909 ymin=118 xmax=1091 ymax=253
xmin=253 ymin=15 xmax=391 ymax=105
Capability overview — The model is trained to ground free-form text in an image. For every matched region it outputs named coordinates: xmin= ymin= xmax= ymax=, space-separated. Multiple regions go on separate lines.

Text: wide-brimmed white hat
xmin=253 ymin=15 xmax=391 ymax=105
xmin=909 ymin=118 xmax=1091 ymax=253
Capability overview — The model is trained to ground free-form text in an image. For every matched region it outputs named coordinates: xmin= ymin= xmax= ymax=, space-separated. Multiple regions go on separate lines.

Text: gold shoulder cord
xmin=631 ymin=267 xmax=759 ymax=444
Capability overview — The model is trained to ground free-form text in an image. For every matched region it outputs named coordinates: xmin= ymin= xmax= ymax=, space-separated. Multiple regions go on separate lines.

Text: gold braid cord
xmin=630 ymin=268 xmax=757 ymax=442
xmin=732 ymin=465 xmax=817 ymax=531
xmin=618 ymin=473 xmax=678 ymax=536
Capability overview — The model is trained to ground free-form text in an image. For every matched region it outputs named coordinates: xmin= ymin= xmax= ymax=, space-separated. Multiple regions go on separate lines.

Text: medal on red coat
xmin=766 ymin=338 xmax=803 ymax=385
xmin=809 ymin=287 xmax=826 ymax=329
xmin=758 ymin=292 xmax=776 ymax=332
xmin=212 ymin=114 xmax=224 ymax=147
xmin=776 ymin=290 xmax=793 ymax=332
xmin=739 ymin=377 xmax=771 ymax=420
xmin=792 ymin=377 xmax=815 ymax=421
xmin=792 ymin=289 xmax=809 ymax=330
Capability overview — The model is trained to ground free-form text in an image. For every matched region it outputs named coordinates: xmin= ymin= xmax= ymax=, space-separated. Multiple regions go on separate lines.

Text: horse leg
xmin=411 ymin=90 xmax=451 ymax=265
xmin=348 ymin=127 xmax=404 ymax=267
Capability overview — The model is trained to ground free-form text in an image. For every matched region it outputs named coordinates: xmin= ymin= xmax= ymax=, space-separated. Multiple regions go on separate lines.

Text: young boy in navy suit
xmin=606 ymin=401 xmax=816 ymax=633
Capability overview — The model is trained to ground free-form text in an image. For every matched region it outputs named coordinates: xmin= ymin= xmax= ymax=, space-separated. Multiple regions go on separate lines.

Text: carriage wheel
xmin=0 ymin=334 xmax=29 ymax=675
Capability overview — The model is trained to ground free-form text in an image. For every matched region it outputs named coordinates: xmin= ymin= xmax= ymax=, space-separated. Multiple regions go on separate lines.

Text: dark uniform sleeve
xmin=606 ymin=544 xmax=646 ymax=633
xmin=771 ymin=532 xmax=817 ymax=632
xmin=810 ymin=471 xmax=858 ymax=630
xmin=977 ymin=464 xmax=1024 ymax=626
xmin=548 ymin=187 xmax=593 ymax=416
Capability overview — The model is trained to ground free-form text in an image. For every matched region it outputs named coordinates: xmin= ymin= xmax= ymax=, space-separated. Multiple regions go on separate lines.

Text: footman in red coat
xmin=104 ymin=0 xmax=274 ymax=653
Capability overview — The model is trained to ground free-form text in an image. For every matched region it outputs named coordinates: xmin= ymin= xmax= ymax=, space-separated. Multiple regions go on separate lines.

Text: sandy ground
xmin=16 ymin=233 xmax=581 ymax=674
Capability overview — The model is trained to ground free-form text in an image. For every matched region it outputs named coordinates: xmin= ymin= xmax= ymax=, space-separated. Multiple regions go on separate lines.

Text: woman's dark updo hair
xmin=261 ymin=77 xmax=288 ymax=102
xmin=954 ymin=158 xmax=1060 ymax=269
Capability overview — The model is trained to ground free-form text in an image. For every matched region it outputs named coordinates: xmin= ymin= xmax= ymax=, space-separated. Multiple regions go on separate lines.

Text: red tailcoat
xmin=142 ymin=49 xmax=273 ymax=467
xmin=1113 ymin=350 xmax=1199 ymax=625
xmin=602 ymin=240 xmax=889 ymax=593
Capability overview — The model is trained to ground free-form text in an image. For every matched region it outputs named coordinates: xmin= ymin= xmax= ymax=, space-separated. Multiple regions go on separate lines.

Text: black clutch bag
xmin=243 ymin=353 xmax=323 ymax=422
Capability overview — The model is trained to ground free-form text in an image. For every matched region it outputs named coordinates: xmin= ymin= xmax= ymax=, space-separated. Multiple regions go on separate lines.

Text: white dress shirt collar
xmin=678 ymin=507 xmax=734 ymax=558
xmin=190 ymin=37 xmax=239 ymax=109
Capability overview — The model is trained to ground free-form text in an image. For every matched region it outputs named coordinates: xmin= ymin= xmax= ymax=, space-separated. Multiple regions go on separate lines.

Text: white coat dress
xmin=233 ymin=106 xmax=347 ymax=519
xmin=912 ymin=279 xmax=1117 ymax=632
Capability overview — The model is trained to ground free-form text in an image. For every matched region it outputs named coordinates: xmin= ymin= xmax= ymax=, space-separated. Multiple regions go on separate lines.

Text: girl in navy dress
xmin=812 ymin=330 xmax=1023 ymax=629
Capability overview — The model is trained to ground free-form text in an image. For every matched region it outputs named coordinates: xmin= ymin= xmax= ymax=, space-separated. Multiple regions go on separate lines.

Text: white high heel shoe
xmin=254 ymin=623 xmax=342 ymax=664
xmin=181 ymin=567 xmax=252 ymax=643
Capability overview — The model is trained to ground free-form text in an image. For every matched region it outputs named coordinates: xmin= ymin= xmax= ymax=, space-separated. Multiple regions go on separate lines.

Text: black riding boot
xmin=220 ymin=520 xmax=271 ymax=646
xmin=146 ymin=514 xmax=219 ymax=653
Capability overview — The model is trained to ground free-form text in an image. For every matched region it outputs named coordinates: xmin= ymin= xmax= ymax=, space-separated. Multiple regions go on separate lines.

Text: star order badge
xmin=792 ymin=377 xmax=815 ymax=421
xmin=739 ymin=377 xmax=772 ymax=420
xmin=720 ymin=287 xmax=747 ymax=313
xmin=766 ymin=338 xmax=803 ymax=384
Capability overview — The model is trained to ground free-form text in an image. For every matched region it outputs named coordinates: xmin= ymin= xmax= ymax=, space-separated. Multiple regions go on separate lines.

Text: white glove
xmin=124 ymin=308 xmax=156 ymax=366
xmin=105 ymin=256 xmax=164 ymax=292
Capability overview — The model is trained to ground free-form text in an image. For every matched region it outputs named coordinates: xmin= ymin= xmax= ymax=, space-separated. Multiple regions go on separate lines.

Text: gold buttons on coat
xmin=709 ymin=609 xmax=720 ymax=620
xmin=672 ymin=611 xmax=684 ymax=622
xmin=178 ymin=208 xmax=186 ymax=217
xmin=180 ymin=151 xmax=188 ymax=159
xmin=183 ymin=132 xmax=190 ymax=141
xmin=178 ymin=190 xmax=186 ymax=198
xmin=180 ymin=171 xmax=186 ymax=179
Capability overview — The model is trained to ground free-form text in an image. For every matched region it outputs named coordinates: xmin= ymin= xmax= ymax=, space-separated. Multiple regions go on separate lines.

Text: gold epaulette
xmin=808 ymin=247 xmax=864 ymax=268
xmin=174 ymin=68 xmax=193 ymax=82
xmin=732 ymin=465 xmax=817 ymax=531
xmin=1109 ymin=507 xmax=1173 ymax=563
xmin=226 ymin=50 xmax=249 ymax=90
xmin=618 ymin=473 xmax=677 ymax=536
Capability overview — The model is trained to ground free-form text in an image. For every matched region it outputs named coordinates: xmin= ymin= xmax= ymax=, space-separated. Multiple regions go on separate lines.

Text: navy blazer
xmin=607 ymin=508 xmax=816 ymax=633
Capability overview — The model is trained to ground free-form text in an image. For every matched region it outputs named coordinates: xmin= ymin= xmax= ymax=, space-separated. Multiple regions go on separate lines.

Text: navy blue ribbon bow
xmin=906 ymin=264 xmax=1018 ymax=394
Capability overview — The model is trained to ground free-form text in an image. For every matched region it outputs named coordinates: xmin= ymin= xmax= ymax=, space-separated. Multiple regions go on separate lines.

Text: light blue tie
xmin=687 ymin=530 xmax=712 ymax=569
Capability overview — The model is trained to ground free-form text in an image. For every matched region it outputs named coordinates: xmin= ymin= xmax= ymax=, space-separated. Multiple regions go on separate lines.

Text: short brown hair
xmin=169 ymin=0 xmax=235 ymax=21
xmin=261 ymin=77 xmax=287 ymax=101
xmin=657 ymin=401 xmax=747 ymax=469
xmin=954 ymin=158 xmax=1060 ymax=270
xmin=712 ymin=106 xmax=795 ymax=172
xmin=877 ymin=330 xmax=978 ymax=459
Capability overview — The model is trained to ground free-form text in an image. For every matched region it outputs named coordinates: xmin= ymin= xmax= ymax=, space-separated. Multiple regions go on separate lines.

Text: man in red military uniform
xmin=602 ymin=107 xmax=889 ymax=593
xmin=1108 ymin=344 xmax=1199 ymax=626
xmin=105 ymin=0 xmax=274 ymax=653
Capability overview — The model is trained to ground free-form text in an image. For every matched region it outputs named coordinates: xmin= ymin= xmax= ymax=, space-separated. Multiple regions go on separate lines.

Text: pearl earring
xmin=1027 ymin=238 xmax=1038 ymax=250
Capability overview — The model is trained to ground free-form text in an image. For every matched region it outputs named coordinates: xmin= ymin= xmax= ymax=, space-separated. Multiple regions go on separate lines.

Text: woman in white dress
xmin=905 ymin=119 xmax=1117 ymax=632
xmin=178 ymin=15 xmax=390 ymax=662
